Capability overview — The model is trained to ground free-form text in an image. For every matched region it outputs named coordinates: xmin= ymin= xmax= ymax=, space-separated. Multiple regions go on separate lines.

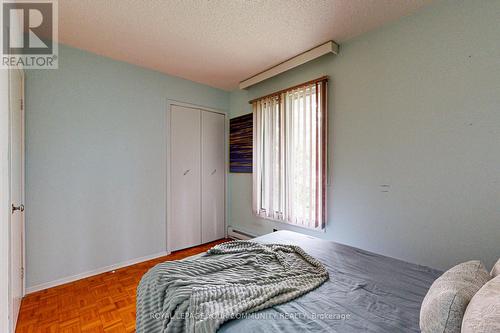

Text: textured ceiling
xmin=58 ymin=0 xmax=432 ymax=90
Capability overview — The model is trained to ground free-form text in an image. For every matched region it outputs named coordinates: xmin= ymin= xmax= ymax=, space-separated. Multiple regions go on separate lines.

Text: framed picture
xmin=229 ymin=113 xmax=253 ymax=173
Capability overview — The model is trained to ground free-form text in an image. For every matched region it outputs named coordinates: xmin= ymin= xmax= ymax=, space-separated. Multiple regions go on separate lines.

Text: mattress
xmin=216 ymin=230 xmax=441 ymax=332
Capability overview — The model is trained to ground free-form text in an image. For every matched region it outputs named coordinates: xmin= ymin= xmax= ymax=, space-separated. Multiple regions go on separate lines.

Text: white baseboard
xmin=26 ymin=250 xmax=170 ymax=294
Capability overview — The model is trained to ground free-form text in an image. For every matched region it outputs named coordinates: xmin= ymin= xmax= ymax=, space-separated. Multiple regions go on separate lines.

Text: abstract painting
xmin=229 ymin=113 xmax=253 ymax=173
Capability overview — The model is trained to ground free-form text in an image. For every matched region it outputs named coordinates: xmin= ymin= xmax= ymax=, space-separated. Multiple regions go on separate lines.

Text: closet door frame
xmin=165 ymin=100 xmax=228 ymax=254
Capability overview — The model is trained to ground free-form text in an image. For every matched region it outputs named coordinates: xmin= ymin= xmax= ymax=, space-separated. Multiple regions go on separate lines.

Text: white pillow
xmin=462 ymin=275 xmax=500 ymax=333
xmin=420 ymin=260 xmax=491 ymax=333
xmin=491 ymin=258 xmax=500 ymax=277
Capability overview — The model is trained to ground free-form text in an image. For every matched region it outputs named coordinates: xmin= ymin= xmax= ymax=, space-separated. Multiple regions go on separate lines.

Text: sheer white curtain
xmin=253 ymin=79 xmax=327 ymax=230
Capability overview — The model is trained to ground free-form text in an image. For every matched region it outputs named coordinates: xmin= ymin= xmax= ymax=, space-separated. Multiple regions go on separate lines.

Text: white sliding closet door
xmin=201 ymin=111 xmax=225 ymax=243
xmin=170 ymin=105 xmax=201 ymax=251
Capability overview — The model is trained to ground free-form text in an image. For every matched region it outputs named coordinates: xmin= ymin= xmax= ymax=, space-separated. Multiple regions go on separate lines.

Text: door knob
xmin=12 ymin=204 xmax=24 ymax=213
xmin=183 ymin=169 xmax=191 ymax=176
xmin=211 ymin=169 xmax=217 ymax=175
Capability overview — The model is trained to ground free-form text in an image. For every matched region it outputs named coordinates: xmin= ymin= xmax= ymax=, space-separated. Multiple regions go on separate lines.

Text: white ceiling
xmin=58 ymin=0 xmax=432 ymax=90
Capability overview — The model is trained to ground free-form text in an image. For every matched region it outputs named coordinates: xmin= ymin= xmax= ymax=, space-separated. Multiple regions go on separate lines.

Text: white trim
xmin=26 ymin=251 xmax=170 ymax=294
xmin=239 ymin=41 xmax=339 ymax=89
xmin=166 ymin=99 xmax=226 ymax=115
xmin=165 ymin=100 xmax=227 ymax=253
xmin=19 ymin=70 xmax=25 ymax=298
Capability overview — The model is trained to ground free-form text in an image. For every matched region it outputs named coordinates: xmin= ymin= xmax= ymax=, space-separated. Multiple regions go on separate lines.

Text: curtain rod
xmin=248 ymin=76 xmax=328 ymax=104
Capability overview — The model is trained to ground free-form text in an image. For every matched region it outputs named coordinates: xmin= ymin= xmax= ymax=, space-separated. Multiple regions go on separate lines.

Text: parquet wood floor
xmin=16 ymin=239 xmax=231 ymax=333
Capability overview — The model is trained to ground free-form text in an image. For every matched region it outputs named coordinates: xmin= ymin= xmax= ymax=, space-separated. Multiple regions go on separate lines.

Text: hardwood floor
xmin=16 ymin=239 xmax=231 ymax=333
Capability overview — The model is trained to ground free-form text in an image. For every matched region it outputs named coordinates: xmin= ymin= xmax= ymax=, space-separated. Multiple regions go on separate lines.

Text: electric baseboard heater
xmin=227 ymin=227 xmax=256 ymax=240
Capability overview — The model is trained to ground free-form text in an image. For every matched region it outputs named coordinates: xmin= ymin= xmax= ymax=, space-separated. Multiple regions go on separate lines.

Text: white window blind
xmin=252 ymin=78 xmax=328 ymax=230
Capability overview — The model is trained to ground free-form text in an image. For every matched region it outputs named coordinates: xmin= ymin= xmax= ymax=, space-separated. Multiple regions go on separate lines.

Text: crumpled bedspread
xmin=136 ymin=241 xmax=329 ymax=333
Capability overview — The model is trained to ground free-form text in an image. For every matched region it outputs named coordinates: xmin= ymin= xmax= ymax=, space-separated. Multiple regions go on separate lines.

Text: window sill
xmin=253 ymin=212 xmax=326 ymax=233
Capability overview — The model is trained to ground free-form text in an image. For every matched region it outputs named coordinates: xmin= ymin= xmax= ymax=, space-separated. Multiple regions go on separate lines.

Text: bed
xmin=139 ymin=230 xmax=442 ymax=332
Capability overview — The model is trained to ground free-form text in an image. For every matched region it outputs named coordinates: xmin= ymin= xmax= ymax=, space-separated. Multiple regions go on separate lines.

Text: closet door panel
xmin=201 ymin=111 xmax=225 ymax=243
xmin=170 ymin=105 xmax=201 ymax=251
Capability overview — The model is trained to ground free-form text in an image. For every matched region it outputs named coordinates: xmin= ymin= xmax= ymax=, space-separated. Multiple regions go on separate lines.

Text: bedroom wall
xmin=25 ymin=44 xmax=229 ymax=289
xmin=229 ymin=0 xmax=500 ymax=270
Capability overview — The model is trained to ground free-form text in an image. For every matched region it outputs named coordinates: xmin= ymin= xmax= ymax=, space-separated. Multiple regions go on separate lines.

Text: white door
xmin=9 ymin=68 xmax=24 ymax=332
xmin=170 ymin=105 xmax=201 ymax=251
xmin=201 ymin=111 xmax=225 ymax=243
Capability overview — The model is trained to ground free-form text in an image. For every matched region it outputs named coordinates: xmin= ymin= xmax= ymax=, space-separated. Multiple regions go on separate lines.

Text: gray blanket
xmin=136 ymin=241 xmax=329 ymax=333
xmin=219 ymin=231 xmax=443 ymax=332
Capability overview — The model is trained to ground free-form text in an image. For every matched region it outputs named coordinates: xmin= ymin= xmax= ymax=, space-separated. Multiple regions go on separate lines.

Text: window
xmin=252 ymin=77 xmax=328 ymax=230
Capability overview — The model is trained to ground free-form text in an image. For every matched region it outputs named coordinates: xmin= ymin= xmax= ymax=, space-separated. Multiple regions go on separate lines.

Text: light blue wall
xmin=229 ymin=0 xmax=500 ymax=270
xmin=25 ymin=44 xmax=229 ymax=288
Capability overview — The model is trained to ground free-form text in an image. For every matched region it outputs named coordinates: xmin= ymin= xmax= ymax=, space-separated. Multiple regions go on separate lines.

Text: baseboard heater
xmin=227 ymin=227 xmax=256 ymax=240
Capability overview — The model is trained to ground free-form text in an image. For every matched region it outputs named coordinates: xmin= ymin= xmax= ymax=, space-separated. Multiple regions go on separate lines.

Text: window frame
xmin=251 ymin=77 xmax=328 ymax=231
